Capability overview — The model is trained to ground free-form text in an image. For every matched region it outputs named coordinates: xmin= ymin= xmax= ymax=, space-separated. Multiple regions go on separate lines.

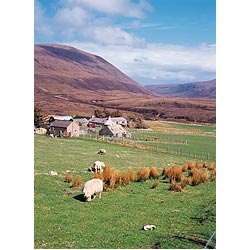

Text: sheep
xmin=143 ymin=224 xmax=156 ymax=231
xmin=49 ymin=170 xmax=58 ymax=176
xmin=90 ymin=161 xmax=105 ymax=173
xmin=82 ymin=178 xmax=103 ymax=202
xmin=98 ymin=149 xmax=106 ymax=155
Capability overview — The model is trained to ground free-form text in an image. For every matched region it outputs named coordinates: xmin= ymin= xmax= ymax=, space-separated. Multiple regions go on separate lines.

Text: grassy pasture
xmin=34 ymin=123 xmax=216 ymax=249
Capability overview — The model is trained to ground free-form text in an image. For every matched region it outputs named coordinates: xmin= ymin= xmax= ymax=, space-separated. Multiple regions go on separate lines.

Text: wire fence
xmin=78 ymin=133 xmax=216 ymax=161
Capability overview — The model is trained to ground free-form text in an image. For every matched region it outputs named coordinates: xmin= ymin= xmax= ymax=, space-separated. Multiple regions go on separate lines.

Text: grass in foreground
xmin=34 ymin=134 xmax=216 ymax=249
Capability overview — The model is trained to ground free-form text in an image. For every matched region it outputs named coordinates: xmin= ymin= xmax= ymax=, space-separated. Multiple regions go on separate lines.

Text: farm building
xmin=73 ymin=116 xmax=89 ymax=126
xmin=49 ymin=115 xmax=73 ymax=123
xmin=110 ymin=117 xmax=127 ymax=126
xmin=50 ymin=120 xmax=80 ymax=137
xmin=88 ymin=116 xmax=128 ymax=127
xmin=99 ymin=119 xmax=131 ymax=138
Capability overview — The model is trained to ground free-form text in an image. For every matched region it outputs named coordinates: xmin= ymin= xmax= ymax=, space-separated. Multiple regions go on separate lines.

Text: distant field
xmin=34 ymin=122 xmax=216 ymax=249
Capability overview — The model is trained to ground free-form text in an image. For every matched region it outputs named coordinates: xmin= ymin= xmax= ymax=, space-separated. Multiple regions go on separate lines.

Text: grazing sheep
xmin=49 ymin=171 xmax=58 ymax=176
xmin=90 ymin=161 xmax=105 ymax=173
xmin=98 ymin=149 xmax=106 ymax=155
xmin=82 ymin=178 xmax=103 ymax=202
xmin=143 ymin=224 xmax=156 ymax=230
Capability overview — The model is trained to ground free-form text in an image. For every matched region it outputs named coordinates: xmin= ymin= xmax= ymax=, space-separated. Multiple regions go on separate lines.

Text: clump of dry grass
xmin=212 ymin=168 xmax=216 ymax=181
xmin=202 ymin=161 xmax=207 ymax=168
xmin=124 ymin=168 xmax=135 ymax=184
xmin=136 ymin=168 xmax=150 ymax=181
xmin=162 ymin=167 xmax=168 ymax=179
xmin=196 ymin=161 xmax=202 ymax=169
xmin=169 ymin=180 xmax=183 ymax=192
xmin=188 ymin=162 xmax=196 ymax=170
xmin=149 ymin=166 xmax=159 ymax=179
xmin=65 ymin=174 xmax=72 ymax=184
xmin=151 ymin=181 xmax=159 ymax=189
xmin=102 ymin=165 xmax=114 ymax=182
xmin=208 ymin=162 xmax=216 ymax=170
xmin=182 ymin=162 xmax=189 ymax=172
xmin=190 ymin=168 xmax=209 ymax=186
xmin=93 ymin=172 xmax=104 ymax=181
xmin=180 ymin=176 xmax=192 ymax=189
xmin=166 ymin=165 xmax=183 ymax=182
xmin=72 ymin=175 xmax=83 ymax=187
xmin=92 ymin=165 xmax=136 ymax=191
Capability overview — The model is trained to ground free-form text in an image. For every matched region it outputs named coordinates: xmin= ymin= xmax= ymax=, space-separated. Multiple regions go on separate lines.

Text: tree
xmin=34 ymin=105 xmax=44 ymax=127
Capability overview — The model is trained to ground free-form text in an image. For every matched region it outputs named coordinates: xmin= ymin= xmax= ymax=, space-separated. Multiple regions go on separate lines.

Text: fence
xmin=78 ymin=133 xmax=216 ymax=161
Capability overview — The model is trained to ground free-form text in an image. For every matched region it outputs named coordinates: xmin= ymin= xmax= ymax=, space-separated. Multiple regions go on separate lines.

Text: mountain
xmin=34 ymin=44 xmax=216 ymax=124
xmin=145 ymin=79 xmax=216 ymax=98
xmin=35 ymin=44 xmax=153 ymax=96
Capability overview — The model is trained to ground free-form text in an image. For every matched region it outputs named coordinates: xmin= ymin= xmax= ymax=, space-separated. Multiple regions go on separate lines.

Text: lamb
xmin=90 ymin=160 xmax=105 ymax=173
xmin=98 ymin=149 xmax=106 ymax=155
xmin=82 ymin=178 xmax=103 ymax=202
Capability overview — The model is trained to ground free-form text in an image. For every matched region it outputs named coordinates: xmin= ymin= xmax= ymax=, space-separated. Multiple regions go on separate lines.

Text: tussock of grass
xmin=165 ymin=165 xmax=183 ymax=182
xmin=93 ymin=165 xmax=136 ymax=190
xmin=72 ymin=175 xmax=83 ymax=187
xmin=149 ymin=166 xmax=159 ymax=179
xmin=151 ymin=181 xmax=159 ymax=189
xmin=136 ymin=168 xmax=150 ymax=181
xmin=65 ymin=174 xmax=72 ymax=184
xmin=169 ymin=180 xmax=183 ymax=192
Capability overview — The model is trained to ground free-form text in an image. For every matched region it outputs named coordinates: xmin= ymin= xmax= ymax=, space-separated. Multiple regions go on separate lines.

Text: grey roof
xmin=50 ymin=120 xmax=73 ymax=128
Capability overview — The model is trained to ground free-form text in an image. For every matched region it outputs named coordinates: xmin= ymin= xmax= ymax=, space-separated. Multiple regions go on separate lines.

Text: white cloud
xmin=91 ymin=26 xmax=145 ymax=46
xmin=35 ymin=0 xmax=215 ymax=84
xmin=34 ymin=1 xmax=54 ymax=38
xmin=64 ymin=0 xmax=153 ymax=18
xmin=69 ymin=42 xmax=216 ymax=84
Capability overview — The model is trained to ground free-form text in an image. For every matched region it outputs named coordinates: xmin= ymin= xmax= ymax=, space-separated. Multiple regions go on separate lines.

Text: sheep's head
xmin=83 ymin=193 xmax=92 ymax=202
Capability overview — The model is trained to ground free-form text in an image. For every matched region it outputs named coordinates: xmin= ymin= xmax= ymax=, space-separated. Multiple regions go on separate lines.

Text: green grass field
xmin=34 ymin=123 xmax=216 ymax=249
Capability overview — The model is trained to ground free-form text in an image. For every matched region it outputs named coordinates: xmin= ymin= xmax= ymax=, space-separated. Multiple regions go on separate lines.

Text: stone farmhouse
xmin=99 ymin=117 xmax=131 ymax=138
xmin=50 ymin=120 xmax=80 ymax=137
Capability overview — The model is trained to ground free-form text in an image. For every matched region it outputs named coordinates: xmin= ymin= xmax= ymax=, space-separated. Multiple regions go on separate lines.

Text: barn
xmin=99 ymin=118 xmax=131 ymax=138
xmin=50 ymin=120 xmax=80 ymax=137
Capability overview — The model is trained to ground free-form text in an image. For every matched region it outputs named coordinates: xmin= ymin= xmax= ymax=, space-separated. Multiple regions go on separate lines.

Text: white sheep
xmin=49 ymin=170 xmax=58 ymax=176
xmin=143 ymin=224 xmax=156 ymax=230
xmin=91 ymin=160 xmax=105 ymax=173
xmin=98 ymin=149 xmax=106 ymax=155
xmin=82 ymin=178 xmax=103 ymax=202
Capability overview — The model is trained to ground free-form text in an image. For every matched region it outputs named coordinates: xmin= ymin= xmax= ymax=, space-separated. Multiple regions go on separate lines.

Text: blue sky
xmin=35 ymin=0 xmax=216 ymax=85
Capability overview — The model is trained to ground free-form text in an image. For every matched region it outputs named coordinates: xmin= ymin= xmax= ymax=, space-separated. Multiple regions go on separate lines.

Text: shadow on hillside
xmin=73 ymin=194 xmax=85 ymax=202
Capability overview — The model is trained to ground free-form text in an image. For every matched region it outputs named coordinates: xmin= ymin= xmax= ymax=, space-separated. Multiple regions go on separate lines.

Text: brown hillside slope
xmin=34 ymin=44 xmax=215 ymax=124
xmin=35 ymin=44 xmax=153 ymax=95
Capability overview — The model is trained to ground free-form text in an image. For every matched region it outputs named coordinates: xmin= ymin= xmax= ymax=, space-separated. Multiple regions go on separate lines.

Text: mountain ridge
xmin=145 ymin=79 xmax=216 ymax=98
xmin=35 ymin=43 xmax=153 ymax=95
